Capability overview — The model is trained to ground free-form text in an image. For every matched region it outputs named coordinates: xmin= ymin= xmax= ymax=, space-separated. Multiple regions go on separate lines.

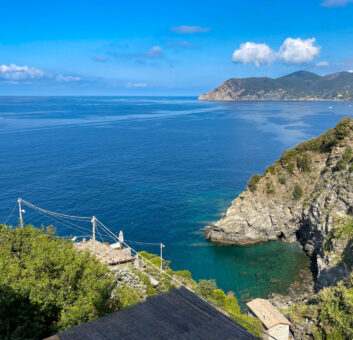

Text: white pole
xmin=18 ymin=198 xmax=23 ymax=228
xmin=91 ymin=216 xmax=96 ymax=255
xmin=160 ymin=243 xmax=165 ymax=271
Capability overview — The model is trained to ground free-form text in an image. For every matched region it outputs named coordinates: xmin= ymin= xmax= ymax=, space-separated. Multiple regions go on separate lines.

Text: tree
xmin=0 ymin=225 xmax=116 ymax=339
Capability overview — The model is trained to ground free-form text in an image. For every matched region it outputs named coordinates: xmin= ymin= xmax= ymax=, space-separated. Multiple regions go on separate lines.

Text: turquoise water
xmin=1 ymin=97 xmax=350 ymax=303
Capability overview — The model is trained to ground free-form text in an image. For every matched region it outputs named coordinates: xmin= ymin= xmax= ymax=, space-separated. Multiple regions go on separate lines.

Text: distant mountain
xmin=198 ymin=71 xmax=353 ymax=101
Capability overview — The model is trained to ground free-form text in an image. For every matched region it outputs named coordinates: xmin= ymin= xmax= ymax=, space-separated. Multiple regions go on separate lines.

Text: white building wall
xmin=268 ymin=324 xmax=289 ymax=340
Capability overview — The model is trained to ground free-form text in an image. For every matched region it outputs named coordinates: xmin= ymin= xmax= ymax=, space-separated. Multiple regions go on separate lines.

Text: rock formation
xmin=206 ymin=117 xmax=353 ymax=288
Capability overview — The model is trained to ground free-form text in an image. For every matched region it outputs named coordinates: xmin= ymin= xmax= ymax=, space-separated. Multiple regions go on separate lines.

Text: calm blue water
xmin=1 ymin=96 xmax=352 ymax=303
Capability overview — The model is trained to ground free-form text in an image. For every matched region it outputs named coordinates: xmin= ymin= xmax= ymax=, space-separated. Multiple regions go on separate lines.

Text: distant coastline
xmin=199 ymin=70 xmax=353 ymax=102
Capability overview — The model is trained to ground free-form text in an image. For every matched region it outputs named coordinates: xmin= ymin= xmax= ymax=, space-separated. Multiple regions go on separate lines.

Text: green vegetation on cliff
xmin=288 ymin=272 xmax=353 ymax=339
xmin=249 ymin=117 xmax=353 ymax=198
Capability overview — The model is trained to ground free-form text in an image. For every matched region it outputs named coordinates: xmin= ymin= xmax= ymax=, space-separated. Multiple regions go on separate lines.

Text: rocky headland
xmin=206 ymin=117 xmax=353 ymax=338
xmin=206 ymin=117 xmax=353 ymax=289
xmin=199 ymin=71 xmax=353 ymax=101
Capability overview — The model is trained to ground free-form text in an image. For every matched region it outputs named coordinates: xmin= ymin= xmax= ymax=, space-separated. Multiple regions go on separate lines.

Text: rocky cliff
xmin=206 ymin=117 xmax=353 ymax=288
xmin=199 ymin=71 xmax=353 ymax=101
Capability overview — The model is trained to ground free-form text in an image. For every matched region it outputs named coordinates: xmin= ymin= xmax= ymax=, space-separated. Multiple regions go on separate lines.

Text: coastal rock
xmin=206 ymin=118 xmax=353 ymax=288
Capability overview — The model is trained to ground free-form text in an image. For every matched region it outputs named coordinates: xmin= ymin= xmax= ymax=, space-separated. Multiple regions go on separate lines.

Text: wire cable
xmin=20 ymin=198 xmax=91 ymax=221
xmin=33 ymin=208 xmax=92 ymax=236
xmin=3 ymin=203 xmax=17 ymax=225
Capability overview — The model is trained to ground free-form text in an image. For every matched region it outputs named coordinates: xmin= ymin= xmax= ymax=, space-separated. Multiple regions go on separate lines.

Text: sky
xmin=1 ymin=0 xmax=353 ymax=95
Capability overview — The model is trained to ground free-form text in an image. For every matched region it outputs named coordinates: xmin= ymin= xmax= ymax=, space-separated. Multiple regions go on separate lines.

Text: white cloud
xmin=127 ymin=82 xmax=147 ymax=88
xmin=0 ymin=64 xmax=44 ymax=80
xmin=316 ymin=61 xmax=330 ymax=67
xmin=141 ymin=46 xmax=163 ymax=58
xmin=278 ymin=38 xmax=320 ymax=64
xmin=170 ymin=25 xmax=211 ymax=34
xmin=232 ymin=37 xmax=320 ymax=66
xmin=56 ymin=74 xmax=81 ymax=82
xmin=321 ymin=0 xmax=353 ymax=7
xmin=348 ymin=70 xmax=353 ymax=73
xmin=232 ymin=42 xmax=276 ymax=66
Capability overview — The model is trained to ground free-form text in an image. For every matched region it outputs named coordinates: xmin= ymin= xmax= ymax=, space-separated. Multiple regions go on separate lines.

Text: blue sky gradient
xmin=1 ymin=0 xmax=353 ymax=95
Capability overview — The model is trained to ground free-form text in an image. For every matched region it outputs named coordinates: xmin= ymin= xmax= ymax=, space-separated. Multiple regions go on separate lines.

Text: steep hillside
xmin=199 ymin=71 xmax=353 ymax=101
xmin=206 ymin=117 xmax=353 ymax=289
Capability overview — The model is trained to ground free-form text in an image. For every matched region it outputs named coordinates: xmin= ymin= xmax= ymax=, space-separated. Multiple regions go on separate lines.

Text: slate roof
xmin=57 ymin=287 xmax=259 ymax=340
xmin=246 ymin=298 xmax=291 ymax=329
xmin=73 ymin=240 xmax=133 ymax=265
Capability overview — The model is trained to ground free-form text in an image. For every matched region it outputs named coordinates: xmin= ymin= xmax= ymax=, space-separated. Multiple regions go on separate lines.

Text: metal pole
xmin=92 ymin=216 xmax=96 ymax=255
xmin=160 ymin=243 xmax=165 ymax=271
xmin=18 ymin=198 xmax=23 ymax=228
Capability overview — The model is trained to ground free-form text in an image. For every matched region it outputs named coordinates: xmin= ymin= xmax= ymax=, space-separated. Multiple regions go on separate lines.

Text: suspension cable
xmin=20 ymin=198 xmax=91 ymax=221
xmin=33 ymin=207 xmax=92 ymax=235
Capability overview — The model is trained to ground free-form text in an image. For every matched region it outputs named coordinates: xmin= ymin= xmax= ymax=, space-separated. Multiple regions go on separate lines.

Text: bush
xmin=0 ymin=225 xmax=116 ymax=339
xmin=342 ymin=148 xmax=353 ymax=163
xmin=280 ymin=118 xmax=352 ymax=167
xmin=114 ymin=285 xmax=141 ymax=310
xmin=297 ymin=154 xmax=311 ymax=173
xmin=196 ymin=280 xmax=217 ymax=299
xmin=278 ymin=176 xmax=286 ymax=185
xmin=266 ymin=165 xmax=276 ymax=175
xmin=333 ymin=159 xmax=346 ymax=172
xmin=333 ymin=148 xmax=353 ymax=172
xmin=280 ymin=149 xmax=298 ymax=166
xmin=286 ymin=162 xmax=295 ymax=174
xmin=247 ymin=174 xmax=262 ymax=192
xmin=174 ymin=270 xmax=192 ymax=280
xmin=293 ymin=184 xmax=303 ymax=200
xmin=266 ymin=182 xmax=275 ymax=195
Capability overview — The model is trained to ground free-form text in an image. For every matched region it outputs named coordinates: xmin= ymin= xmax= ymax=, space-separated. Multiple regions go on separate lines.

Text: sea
xmin=1 ymin=96 xmax=352 ymax=304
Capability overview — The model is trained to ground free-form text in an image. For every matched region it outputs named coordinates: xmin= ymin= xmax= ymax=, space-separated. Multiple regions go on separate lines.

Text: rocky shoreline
xmin=206 ymin=118 xmax=353 ymax=290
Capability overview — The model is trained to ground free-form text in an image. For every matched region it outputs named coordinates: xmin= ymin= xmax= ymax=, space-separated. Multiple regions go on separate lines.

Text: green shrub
xmin=196 ymin=279 xmax=217 ymax=299
xmin=266 ymin=182 xmax=275 ymax=195
xmin=280 ymin=149 xmax=298 ymax=166
xmin=333 ymin=159 xmax=346 ymax=172
xmin=333 ymin=148 xmax=353 ymax=172
xmin=342 ymin=148 xmax=353 ymax=163
xmin=286 ymin=162 xmax=295 ymax=174
xmin=138 ymin=251 xmax=157 ymax=260
xmin=266 ymin=165 xmax=276 ymax=175
xmin=278 ymin=176 xmax=286 ymax=185
xmin=248 ymin=174 xmax=262 ymax=192
xmin=293 ymin=184 xmax=303 ymax=200
xmin=174 ymin=270 xmax=192 ymax=280
xmin=114 ymin=285 xmax=141 ymax=310
xmin=280 ymin=118 xmax=352 ymax=167
xmin=297 ymin=154 xmax=311 ymax=173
